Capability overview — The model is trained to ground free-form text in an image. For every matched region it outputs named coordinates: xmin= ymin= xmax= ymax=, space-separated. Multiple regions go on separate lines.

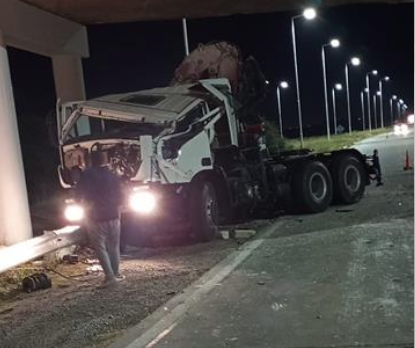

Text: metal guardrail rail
xmin=0 ymin=226 xmax=85 ymax=274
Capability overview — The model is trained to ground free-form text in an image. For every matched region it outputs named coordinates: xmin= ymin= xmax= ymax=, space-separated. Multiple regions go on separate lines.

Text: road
xmin=110 ymin=132 xmax=414 ymax=348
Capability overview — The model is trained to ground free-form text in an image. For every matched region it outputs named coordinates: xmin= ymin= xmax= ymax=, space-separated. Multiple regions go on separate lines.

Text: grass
xmin=285 ymin=128 xmax=390 ymax=153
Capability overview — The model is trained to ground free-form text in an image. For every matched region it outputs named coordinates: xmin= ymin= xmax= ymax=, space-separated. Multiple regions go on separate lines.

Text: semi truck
xmin=57 ymin=42 xmax=374 ymax=244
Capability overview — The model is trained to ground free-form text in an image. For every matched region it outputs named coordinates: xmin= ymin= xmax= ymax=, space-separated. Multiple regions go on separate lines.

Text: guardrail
xmin=0 ymin=226 xmax=85 ymax=274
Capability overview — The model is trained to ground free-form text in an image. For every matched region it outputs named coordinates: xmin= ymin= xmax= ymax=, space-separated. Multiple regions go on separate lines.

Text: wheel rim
xmin=205 ymin=191 xmax=217 ymax=227
xmin=309 ymin=172 xmax=327 ymax=203
xmin=344 ymin=165 xmax=361 ymax=193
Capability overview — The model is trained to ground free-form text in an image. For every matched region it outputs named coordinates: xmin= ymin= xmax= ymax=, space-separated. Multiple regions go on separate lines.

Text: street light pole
xmin=389 ymin=97 xmax=394 ymax=125
xmin=373 ymin=94 xmax=377 ymax=128
xmin=345 ymin=63 xmax=351 ymax=133
xmin=182 ymin=19 xmax=190 ymax=56
xmin=332 ymin=88 xmax=338 ymax=134
xmin=276 ymin=81 xmax=289 ymax=138
xmin=321 ymin=39 xmax=340 ymax=140
xmin=378 ymin=76 xmax=389 ymax=128
xmin=332 ymin=83 xmax=342 ymax=135
xmin=322 ymin=46 xmax=330 ymax=140
xmin=345 ymin=57 xmax=360 ymax=134
xmin=291 ymin=8 xmax=316 ymax=148
xmin=365 ymin=70 xmax=378 ymax=132
xmin=360 ymin=91 xmax=366 ymax=130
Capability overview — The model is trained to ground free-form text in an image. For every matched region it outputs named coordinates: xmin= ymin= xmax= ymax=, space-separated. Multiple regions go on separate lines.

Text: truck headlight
xmin=129 ymin=190 xmax=157 ymax=214
xmin=64 ymin=204 xmax=85 ymax=222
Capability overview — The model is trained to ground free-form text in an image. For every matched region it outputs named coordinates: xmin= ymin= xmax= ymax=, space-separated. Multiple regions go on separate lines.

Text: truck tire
xmin=292 ymin=161 xmax=333 ymax=213
xmin=331 ymin=153 xmax=365 ymax=204
xmin=189 ymin=181 xmax=218 ymax=242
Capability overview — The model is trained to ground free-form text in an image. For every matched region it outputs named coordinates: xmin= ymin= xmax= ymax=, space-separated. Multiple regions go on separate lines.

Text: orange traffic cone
xmin=403 ymin=150 xmax=413 ymax=170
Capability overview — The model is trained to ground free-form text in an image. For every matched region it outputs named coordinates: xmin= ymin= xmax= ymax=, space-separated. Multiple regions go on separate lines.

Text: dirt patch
xmin=0 ymin=239 xmax=241 ymax=348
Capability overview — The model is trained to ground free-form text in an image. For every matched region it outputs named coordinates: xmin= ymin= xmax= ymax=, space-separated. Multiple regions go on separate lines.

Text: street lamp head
xmin=335 ymin=83 xmax=343 ymax=91
xmin=280 ymin=81 xmax=289 ymax=88
xmin=303 ymin=8 xmax=317 ymax=20
xmin=392 ymin=95 xmax=397 ymax=100
xmin=376 ymin=91 xmax=381 ymax=96
xmin=384 ymin=76 xmax=390 ymax=81
xmin=399 ymin=99 xmax=404 ymax=104
xmin=330 ymin=39 xmax=340 ymax=48
xmin=372 ymin=70 xmax=378 ymax=75
xmin=364 ymin=88 xmax=369 ymax=93
xmin=351 ymin=57 xmax=361 ymax=66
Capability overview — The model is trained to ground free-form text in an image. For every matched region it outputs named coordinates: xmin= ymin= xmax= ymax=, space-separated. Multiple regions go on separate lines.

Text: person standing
xmin=76 ymin=151 xmax=125 ymax=288
xmin=372 ymin=149 xmax=384 ymax=186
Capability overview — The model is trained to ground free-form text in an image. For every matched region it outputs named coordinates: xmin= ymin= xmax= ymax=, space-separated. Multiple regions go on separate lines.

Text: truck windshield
xmin=63 ymin=114 xmax=163 ymax=144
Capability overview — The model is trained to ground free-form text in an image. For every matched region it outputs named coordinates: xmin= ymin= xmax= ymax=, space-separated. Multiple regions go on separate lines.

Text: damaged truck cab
xmin=57 ymin=77 xmax=373 ymax=245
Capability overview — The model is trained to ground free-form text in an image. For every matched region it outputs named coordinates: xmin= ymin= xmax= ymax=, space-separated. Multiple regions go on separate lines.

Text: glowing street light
xmin=322 ymin=38 xmax=341 ymax=140
xmin=345 ymin=57 xmax=361 ymax=133
xmin=276 ymin=81 xmax=289 ymax=138
xmin=291 ymin=7 xmax=317 ymax=148
xmin=365 ymin=70 xmax=378 ymax=132
xmin=303 ymin=8 xmax=317 ymax=20
xmin=332 ymin=83 xmax=343 ymax=134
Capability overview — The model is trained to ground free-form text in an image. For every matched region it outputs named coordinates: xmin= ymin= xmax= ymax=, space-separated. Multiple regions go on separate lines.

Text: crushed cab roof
xmin=80 ymin=83 xmax=202 ymax=124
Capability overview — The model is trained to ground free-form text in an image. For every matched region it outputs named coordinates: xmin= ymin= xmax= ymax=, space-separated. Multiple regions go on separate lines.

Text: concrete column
xmin=52 ymin=54 xmax=86 ymax=102
xmin=52 ymin=54 xmax=89 ymax=134
xmin=0 ymin=31 xmax=32 ymax=245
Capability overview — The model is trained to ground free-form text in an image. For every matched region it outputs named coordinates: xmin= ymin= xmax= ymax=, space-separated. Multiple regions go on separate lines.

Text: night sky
xmin=6 ymin=3 xmax=414 ymax=202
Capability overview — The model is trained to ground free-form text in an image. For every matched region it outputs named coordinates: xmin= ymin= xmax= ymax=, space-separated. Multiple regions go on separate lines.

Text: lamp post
xmin=360 ymin=91 xmax=366 ymax=130
xmin=374 ymin=91 xmax=381 ymax=128
xmin=291 ymin=7 xmax=317 ymax=148
xmin=390 ymin=95 xmax=397 ymax=124
xmin=345 ymin=57 xmax=361 ymax=134
xmin=399 ymin=99 xmax=404 ymax=119
xmin=182 ymin=19 xmax=190 ymax=56
xmin=332 ymin=83 xmax=343 ymax=135
xmin=322 ymin=38 xmax=340 ymax=140
xmin=276 ymin=81 xmax=289 ymax=138
xmin=365 ymin=70 xmax=378 ymax=132
xmin=378 ymin=76 xmax=389 ymax=128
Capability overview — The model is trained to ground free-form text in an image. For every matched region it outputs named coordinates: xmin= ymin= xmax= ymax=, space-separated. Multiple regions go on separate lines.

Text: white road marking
xmin=108 ymin=222 xmax=281 ymax=348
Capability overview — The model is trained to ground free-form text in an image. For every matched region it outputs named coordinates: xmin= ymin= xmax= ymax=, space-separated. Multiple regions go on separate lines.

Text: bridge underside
xmin=20 ymin=0 xmax=408 ymax=24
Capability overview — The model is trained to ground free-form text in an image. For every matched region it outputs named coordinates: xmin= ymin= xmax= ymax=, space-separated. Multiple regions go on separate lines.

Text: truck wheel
xmin=331 ymin=154 xmax=365 ymax=204
xmin=190 ymin=181 xmax=218 ymax=242
xmin=292 ymin=161 xmax=333 ymax=213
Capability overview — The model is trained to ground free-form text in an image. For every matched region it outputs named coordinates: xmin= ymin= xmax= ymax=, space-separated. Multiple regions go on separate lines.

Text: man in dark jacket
xmin=373 ymin=149 xmax=383 ymax=186
xmin=76 ymin=151 xmax=125 ymax=288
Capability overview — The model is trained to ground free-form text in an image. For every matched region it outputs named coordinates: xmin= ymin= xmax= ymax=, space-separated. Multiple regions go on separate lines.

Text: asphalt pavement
xmin=110 ymin=131 xmax=414 ymax=348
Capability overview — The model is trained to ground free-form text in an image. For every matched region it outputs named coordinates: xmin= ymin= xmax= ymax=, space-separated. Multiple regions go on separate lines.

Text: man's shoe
xmin=115 ymin=274 xmax=126 ymax=282
xmin=97 ymin=277 xmax=117 ymax=289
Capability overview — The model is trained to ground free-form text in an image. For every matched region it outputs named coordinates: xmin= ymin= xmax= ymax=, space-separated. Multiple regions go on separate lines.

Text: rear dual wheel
xmin=292 ymin=161 xmax=333 ymax=213
xmin=331 ymin=153 xmax=366 ymax=204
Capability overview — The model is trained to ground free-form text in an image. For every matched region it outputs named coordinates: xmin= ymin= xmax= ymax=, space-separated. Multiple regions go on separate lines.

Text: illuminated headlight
xmin=64 ymin=204 xmax=85 ymax=222
xmin=408 ymin=114 xmax=415 ymax=124
xmin=401 ymin=123 xmax=409 ymax=135
xmin=394 ymin=125 xmax=402 ymax=135
xmin=129 ymin=190 xmax=157 ymax=214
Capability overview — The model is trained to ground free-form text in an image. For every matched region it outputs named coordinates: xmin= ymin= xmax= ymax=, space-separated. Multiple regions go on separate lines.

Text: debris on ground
xmin=335 ymin=209 xmax=354 ymax=213
xmin=219 ymin=230 xmax=230 ymax=240
xmin=86 ymin=265 xmax=103 ymax=274
xmin=234 ymin=229 xmax=257 ymax=239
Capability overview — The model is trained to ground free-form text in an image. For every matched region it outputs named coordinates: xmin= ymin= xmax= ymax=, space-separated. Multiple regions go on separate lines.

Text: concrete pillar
xmin=52 ymin=54 xmax=89 ymax=134
xmin=52 ymin=54 xmax=86 ymax=102
xmin=0 ymin=31 xmax=32 ymax=245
